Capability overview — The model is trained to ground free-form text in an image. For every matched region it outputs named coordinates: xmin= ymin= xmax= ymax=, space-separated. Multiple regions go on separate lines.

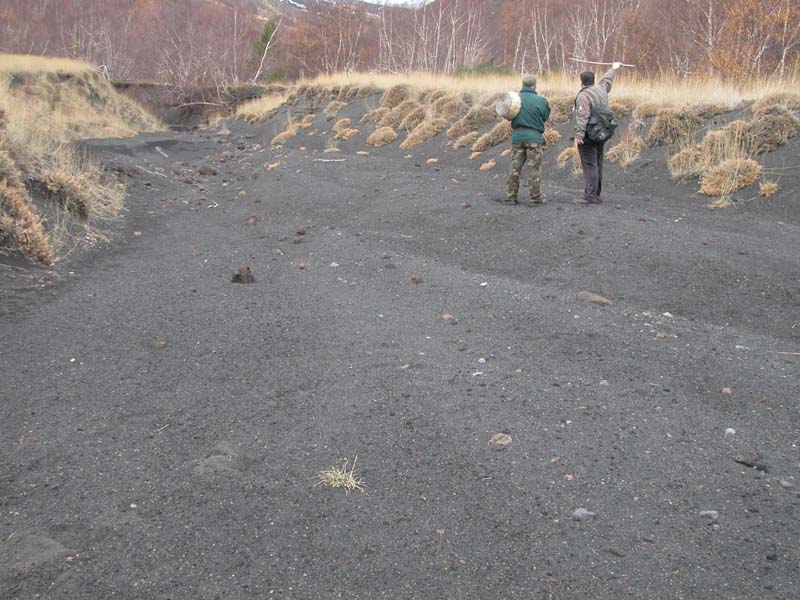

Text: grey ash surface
xmin=1 ymin=116 xmax=799 ymax=599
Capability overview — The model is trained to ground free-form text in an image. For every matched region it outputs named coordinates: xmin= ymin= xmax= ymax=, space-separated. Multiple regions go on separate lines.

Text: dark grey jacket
xmin=572 ymin=68 xmax=617 ymax=141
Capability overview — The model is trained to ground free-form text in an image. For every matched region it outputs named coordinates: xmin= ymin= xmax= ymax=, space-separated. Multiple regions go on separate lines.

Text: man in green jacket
xmin=507 ymin=74 xmax=551 ymax=205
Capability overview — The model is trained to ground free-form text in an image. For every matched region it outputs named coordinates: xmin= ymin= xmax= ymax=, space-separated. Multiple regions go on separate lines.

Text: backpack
xmin=576 ymin=90 xmax=619 ymax=143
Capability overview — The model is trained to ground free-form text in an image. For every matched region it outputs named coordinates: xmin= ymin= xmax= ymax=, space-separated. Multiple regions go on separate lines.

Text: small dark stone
xmin=231 ymin=265 xmax=255 ymax=284
xmin=606 ymin=547 xmax=626 ymax=557
xmin=766 ymin=554 xmax=777 ymax=561
xmin=198 ymin=166 xmax=218 ymax=176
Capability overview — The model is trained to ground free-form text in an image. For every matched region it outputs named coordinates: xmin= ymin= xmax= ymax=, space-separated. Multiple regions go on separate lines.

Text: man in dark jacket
xmin=507 ymin=74 xmax=551 ymax=205
xmin=572 ymin=62 xmax=621 ymax=204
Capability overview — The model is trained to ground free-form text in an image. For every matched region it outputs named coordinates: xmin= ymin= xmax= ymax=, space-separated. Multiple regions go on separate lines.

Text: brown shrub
xmin=272 ymin=128 xmax=297 ymax=146
xmin=301 ymin=114 xmax=316 ymax=129
xmin=399 ymin=118 xmax=448 ymax=149
xmin=367 ymin=126 xmax=398 ymax=147
xmin=324 ymin=101 xmax=348 ymax=118
xmin=356 ymin=84 xmax=383 ymax=98
xmin=433 ymin=97 xmax=467 ymax=121
xmin=399 ymin=106 xmax=427 ymax=131
xmin=646 ymin=109 xmax=703 ymax=145
xmin=453 ymin=131 xmax=479 ymax=150
xmin=360 ymin=107 xmax=390 ymax=124
xmin=752 ymin=92 xmax=800 ymax=114
xmin=332 ymin=118 xmax=352 ymax=133
xmin=424 ymin=89 xmax=449 ymax=104
xmin=40 ymin=169 xmax=90 ymax=220
xmin=607 ymin=135 xmax=646 ymax=167
xmin=447 ymin=106 xmax=496 ymax=139
xmin=380 ymin=85 xmax=411 ymax=109
xmin=379 ymin=100 xmax=419 ymax=128
xmin=700 ymin=158 xmax=762 ymax=196
xmin=472 ymin=121 xmax=512 ymax=152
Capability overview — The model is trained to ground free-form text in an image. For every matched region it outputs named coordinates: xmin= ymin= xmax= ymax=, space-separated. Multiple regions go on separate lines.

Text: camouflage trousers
xmin=507 ymin=141 xmax=543 ymax=200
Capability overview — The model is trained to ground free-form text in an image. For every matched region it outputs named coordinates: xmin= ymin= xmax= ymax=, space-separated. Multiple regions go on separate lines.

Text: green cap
xmin=522 ymin=74 xmax=536 ymax=88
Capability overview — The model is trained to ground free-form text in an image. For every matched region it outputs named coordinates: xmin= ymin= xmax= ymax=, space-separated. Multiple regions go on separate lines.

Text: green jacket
xmin=511 ymin=87 xmax=551 ymax=144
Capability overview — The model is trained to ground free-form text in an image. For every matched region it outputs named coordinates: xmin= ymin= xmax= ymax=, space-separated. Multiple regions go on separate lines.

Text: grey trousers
xmin=578 ymin=140 xmax=605 ymax=202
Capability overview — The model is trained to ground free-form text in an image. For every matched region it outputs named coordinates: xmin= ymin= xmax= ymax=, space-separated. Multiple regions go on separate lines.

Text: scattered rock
xmin=699 ymin=510 xmax=719 ymax=522
xmin=576 ymin=291 xmax=611 ymax=305
xmin=442 ymin=313 xmax=457 ymax=324
xmin=735 ymin=451 xmax=769 ymax=472
xmin=198 ymin=166 xmax=218 ymax=176
xmin=488 ymin=432 xmax=512 ymax=446
xmin=231 ymin=265 xmax=255 ymax=284
xmin=606 ymin=547 xmax=626 ymax=557
xmin=410 ymin=276 xmax=423 ymax=284
xmin=722 ymin=387 xmax=733 ymax=396
xmin=572 ymin=508 xmax=596 ymax=521
xmin=725 ymin=428 xmax=736 ymax=437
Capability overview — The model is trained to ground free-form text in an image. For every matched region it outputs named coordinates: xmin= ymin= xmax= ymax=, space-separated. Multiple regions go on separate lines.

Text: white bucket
xmin=496 ymin=92 xmax=521 ymax=120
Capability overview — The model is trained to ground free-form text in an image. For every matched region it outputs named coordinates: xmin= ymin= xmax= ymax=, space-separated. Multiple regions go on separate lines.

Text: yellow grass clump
xmin=367 ymin=126 xmax=398 ymax=147
xmin=759 ymin=180 xmax=779 ymax=197
xmin=633 ymin=101 xmax=661 ymax=119
xmin=556 ymin=147 xmax=582 ymax=177
xmin=447 ymin=105 xmax=496 ymax=139
xmin=500 ymin=148 xmax=512 ymax=157
xmin=752 ymin=92 xmax=800 ymax=114
xmin=480 ymin=159 xmax=496 ymax=171
xmin=548 ymin=96 xmax=575 ymax=124
xmin=334 ymin=128 xmax=360 ymax=141
xmin=607 ymin=135 xmax=646 ymax=167
xmin=379 ymin=100 xmax=419 ymax=129
xmin=453 ymin=131 xmax=480 ymax=150
xmin=301 ymin=113 xmax=316 ymax=129
xmin=272 ymin=117 xmax=299 ymax=146
xmin=236 ymin=93 xmax=289 ymax=122
xmin=400 ymin=118 xmax=448 ymax=149
xmin=324 ymin=100 xmax=348 ymax=118
xmin=609 ymin=97 xmax=636 ymax=116
xmin=432 ymin=96 xmax=468 ymax=121
xmin=469 ymin=151 xmax=482 ymax=160
xmin=332 ymin=117 xmax=351 ymax=133
xmin=668 ymin=147 xmax=706 ymax=180
xmin=399 ymin=106 xmax=427 ymax=131
xmin=700 ymin=158 xmax=762 ymax=196
xmin=472 ymin=120 xmax=512 ymax=152
xmin=748 ymin=106 xmax=800 ymax=152
xmin=646 ymin=108 xmax=704 ymax=146
xmin=360 ymin=107 xmax=390 ymax=124
xmin=380 ymin=85 xmax=411 ymax=109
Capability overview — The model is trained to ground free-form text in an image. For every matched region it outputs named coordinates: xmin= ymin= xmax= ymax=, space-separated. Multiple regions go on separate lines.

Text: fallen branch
xmin=770 ymin=351 xmax=800 ymax=356
xmin=569 ymin=58 xmax=636 ymax=67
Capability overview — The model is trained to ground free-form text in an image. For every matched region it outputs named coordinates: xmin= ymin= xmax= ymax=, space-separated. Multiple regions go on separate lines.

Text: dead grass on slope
xmin=700 ymin=158 xmax=762 ymax=196
xmin=646 ymin=108 xmax=704 ymax=146
xmin=367 ymin=126 xmax=398 ymax=147
xmin=447 ymin=105 xmax=496 ymax=139
xmin=379 ymin=100 xmax=419 ymax=129
xmin=472 ymin=121 xmax=512 ymax=152
xmin=453 ymin=131 xmax=479 ymax=150
xmin=399 ymin=106 xmax=427 ymax=131
xmin=607 ymin=133 xmax=646 ymax=166
xmin=556 ymin=147 xmax=582 ymax=178
xmin=400 ymin=118 xmax=448 ymax=149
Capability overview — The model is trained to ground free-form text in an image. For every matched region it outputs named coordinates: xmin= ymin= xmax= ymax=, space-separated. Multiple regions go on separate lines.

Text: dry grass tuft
xmin=332 ymin=117 xmax=351 ymax=133
xmin=380 ymin=85 xmax=411 ymax=109
xmin=472 ymin=120 xmax=512 ymax=152
xmin=453 ymin=131 xmax=480 ymax=150
xmin=334 ymin=127 xmax=360 ymax=141
xmin=500 ymin=148 xmax=512 ymax=157
xmin=548 ymin=96 xmax=576 ymax=124
xmin=556 ymin=147 xmax=582 ymax=177
xmin=447 ymin=105 xmax=496 ymax=139
xmin=759 ymin=180 xmax=779 ymax=197
xmin=324 ymin=100 xmax=348 ymax=118
xmin=424 ymin=89 xmax=450 ymax=104
xmin=399 ymin=106 xmax=427 ymax=131
xmin=399 ymin=118 xmax=448 ymax=149
xmin=315 ymin=457 xmax=365 ymax=495
xmin=708 ymin=197 xmax=733 ymax=209
xmin=607 ymin=134 xmax=646 ymax=167
xmin=543 ymin=128 xmax=562 ymax=150
xmin=432 ymin=96 xmax=468 ymax=121
xmin=360 ymin=106 xmax=390 ymax=124
xmin=752 ymin=91 xmax=800 ymax=114
xmin=609 ymin=97 xmax=636 ymax=116
xmin=668 ymin=146 xmax=706 ymax=180
xmin=379 ymin=100 xmax=419 ymax=129
xmin=700 ymin=158 xmax=762 ymax=196
xmin=748 ymin=106 xmax=800 ymax=152
xmin=633 ymin=101 xmax=661 ymax=119
xmin=479 ymin=159 xmax=496 ymax=171
xmin=469 ymin=151 xmax=482 ymax=160
xmin=367 ymin=126 xmax=398 ymax=147
xmin=237 ymin=93 xmax=288 ymax=122
xmin=271 ymin=116 xmax=299 ymax=146
xmin=301 ymin=113 xmax=316 ymax=129
xmin=646 ymin=108 xmax=703 ymax=146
